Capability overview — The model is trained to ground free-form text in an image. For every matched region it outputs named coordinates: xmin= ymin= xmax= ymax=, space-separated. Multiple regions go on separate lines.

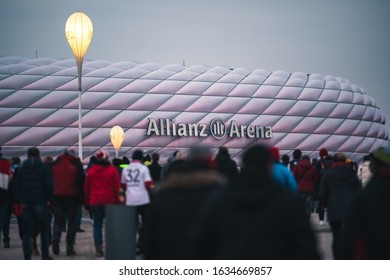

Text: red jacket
xmin=52 ymin=153 xmax=85 ymax=198
xmin=0 ymin=158 xmax=11 ymax=190
xmin=293 ymin=159 xmax=320 ymax=193
xmin=84 ymin=161 xmax=121 ymax=206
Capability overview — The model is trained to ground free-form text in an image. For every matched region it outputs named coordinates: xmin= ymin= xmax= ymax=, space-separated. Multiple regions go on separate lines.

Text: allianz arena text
xmin=0 ymin=56 xmax=388 ymax=163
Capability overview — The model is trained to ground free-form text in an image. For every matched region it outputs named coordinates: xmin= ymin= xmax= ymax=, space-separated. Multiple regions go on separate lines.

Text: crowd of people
xmin=0 ymin=142 xmax=389 ymax=260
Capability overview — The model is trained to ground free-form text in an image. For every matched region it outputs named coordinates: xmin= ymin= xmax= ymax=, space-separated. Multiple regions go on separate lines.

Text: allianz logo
xmin=146 ymin=118 xmax=273 ymax=139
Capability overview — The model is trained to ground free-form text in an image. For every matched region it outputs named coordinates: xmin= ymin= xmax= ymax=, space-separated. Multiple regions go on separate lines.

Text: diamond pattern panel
xmin=0 ymin=57 xmax=388 ymax=162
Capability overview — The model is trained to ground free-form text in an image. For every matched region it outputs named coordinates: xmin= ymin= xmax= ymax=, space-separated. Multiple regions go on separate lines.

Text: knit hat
xmin=319 ymin=148 xmax=328 ymax=157
xmin=96 ymin=149 xmax=109 ymax=160
xmin=374 ymin=144 xmax=390 ymax=165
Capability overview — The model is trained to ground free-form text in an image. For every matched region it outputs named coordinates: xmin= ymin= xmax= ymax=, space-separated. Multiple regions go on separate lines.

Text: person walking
xmin=84 ymin=149 xmax=121 ymax=257
xmin=214 ymin=147 xmax=239 ymax=182
xmin=190 ymin=144 xmax=319 ymax=259
xmin=148 ymin=152 xmax=162 ymax=185
xmin=122 ymin=149 xmax=154 ymax=256
xmin=14 ymin=147 xmax=53 ymax=260
xmin=51 ymin=149 xmax=85 ymax=256
xmin=319 ymin=152 xmax=361 ymax=259
xmin=145 ymin=146 xmax=227 ymax=260
xmin=293 ymin=155 xmax=320 ymax=218
xmin=0 ymin=147 xmax=12 ymax=248
xmin=340 ymin=144 xmax=390 ymax=259
xmin=270 ymin=146 xmax=298 ymax=192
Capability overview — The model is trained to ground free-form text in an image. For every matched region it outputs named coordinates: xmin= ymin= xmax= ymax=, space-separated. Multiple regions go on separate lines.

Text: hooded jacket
xmin=52 ymin=153 xmax=85 ymax=203
xmin=16 ymin=157 xmax=53 ymax=205
xmin=293 ymin=158 xmax=320 ymax=193
xmin=84 ymin=160 xmax=121 ymax=206
xmin=319 ymin=163 xmax=362 ymax=222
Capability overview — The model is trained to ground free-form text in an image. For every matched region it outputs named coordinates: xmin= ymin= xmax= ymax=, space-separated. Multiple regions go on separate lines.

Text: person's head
xmin=281 ymin=154 xmax=290 ymax=166
xmin=218 ymin=146 xmax=229 ymax=156
xmin=362 ymin=153 xmax=373 ymax=162
xmin=319 ymin=148 xmax=328 ymax=158
xmin=95 ymin=149 xmax=109 ymax=161
xmin=333 ymin=152 xmax=347 ymax=163
xmin=370 ymin=144 xmax=390 ymax=173
xmin=302 ymin=155 xmax=311 ymax=161
xmin=132 ymin=149 xmax=144 ymax=161
xmin=112 ymin=158 xmax=122 ymax=167
xmin=27 ymin=147 xmax=40 ymax=159
xmin=189 ymin=146 xmax=214 ymax=169
xmin=292 ymin=149 xmax=302 ymax=160
xmin=151 ymin=152 xmax=160 ymax=163
xmin=122 ymin=156 xmax=130 ymax=165
xmin=44 ymin=156 xmax=54 ymax=166
xmin=242 ymin=144 xmax=272 ymax=176
xmin=143 ymin=153 xmax=151 ymax=163
xmin=12 ymin=157 xmax=21 ymax=166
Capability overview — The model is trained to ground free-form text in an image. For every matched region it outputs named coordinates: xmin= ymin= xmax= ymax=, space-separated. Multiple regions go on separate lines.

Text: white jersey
xmin=121 ymin=161 xmax=152 ymax=206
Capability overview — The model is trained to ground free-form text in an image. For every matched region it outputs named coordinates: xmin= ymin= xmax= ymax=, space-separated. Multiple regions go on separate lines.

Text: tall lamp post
xmin=65 ymin=12 xmax=93 ymax=160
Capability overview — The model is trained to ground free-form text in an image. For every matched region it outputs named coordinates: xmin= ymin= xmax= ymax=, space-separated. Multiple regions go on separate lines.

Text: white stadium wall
xmin=0 ymin=56 xmax=389 ymax=163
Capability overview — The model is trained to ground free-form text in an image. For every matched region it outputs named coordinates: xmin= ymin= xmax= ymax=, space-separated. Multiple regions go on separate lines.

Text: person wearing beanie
xmin=84 ymin=149 xmax=121 ymax=257
xmin=340 ymin=144 xmax=390 ymax=259
xmin=270 ymin=147 xmax=298 ymax=192
xmin=319 ymin=152 xmax=361 ymax=259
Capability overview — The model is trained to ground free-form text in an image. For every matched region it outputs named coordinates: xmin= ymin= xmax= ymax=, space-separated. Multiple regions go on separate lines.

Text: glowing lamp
xmin=110 ymin=126 xmax=125 ymax=158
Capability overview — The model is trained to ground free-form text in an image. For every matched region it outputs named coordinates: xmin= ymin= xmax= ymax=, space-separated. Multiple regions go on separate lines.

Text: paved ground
xmin=0 ymin=214 xmax=332 ymax=260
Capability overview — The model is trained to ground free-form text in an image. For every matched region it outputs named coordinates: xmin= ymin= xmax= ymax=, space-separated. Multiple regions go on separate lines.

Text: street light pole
xmin=65 ymin=12 xmax=93 ymax=160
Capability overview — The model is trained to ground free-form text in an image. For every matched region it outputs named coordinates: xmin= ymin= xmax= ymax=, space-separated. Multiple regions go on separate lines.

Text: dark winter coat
xmin=293 ymin=159 xmax=320 ymax=193
xmin=340 ymin=168 xmax=390 ymax=259
xmin=145 ymin=170 xmax=227 ymax=260
xmin=190 ymin=170 xmax=320 ymax=260
xmin=319 ymin=163 xmax=361 ymax=222
xmin=15 ymin=158 xmax=53 ymax=205
xmin=148 ymin=161 xmax=162 ymax=183
xmin=214 ymin=153 xmax=239 ymax=181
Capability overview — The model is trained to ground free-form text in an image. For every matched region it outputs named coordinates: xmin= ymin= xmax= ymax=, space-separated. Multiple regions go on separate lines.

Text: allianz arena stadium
xmin=0 ymin=56 xmax=388 ymax=163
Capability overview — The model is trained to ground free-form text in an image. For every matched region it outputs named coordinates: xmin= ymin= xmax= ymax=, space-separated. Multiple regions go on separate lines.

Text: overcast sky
xmin=1 ymin=0 xmax=389 ymax=133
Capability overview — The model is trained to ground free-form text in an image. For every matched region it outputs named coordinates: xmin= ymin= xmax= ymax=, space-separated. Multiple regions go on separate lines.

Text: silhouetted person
xmin=191 ymin=144 xmax=320 ymax=259
xmin=145 ymin=146 xmax=227 ymax=259
xmin=340 ymin=144 xmax=390 ymax=259
xmin=214 ymin=147 xmax=239 ymax=182
xmin=15 ymin=147 xmax=53 ymax=260
xmin=51 ymin=149 xmax=85 ymax=256
xmin=148 ymin=152 xmax=162 ymax=184
xmin=319 ymin=152 xmax=361 ymax=259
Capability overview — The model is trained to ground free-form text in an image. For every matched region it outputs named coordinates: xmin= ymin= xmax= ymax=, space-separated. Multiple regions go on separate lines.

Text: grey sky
xmin=1 ymin=0 xmax=389 ymax=133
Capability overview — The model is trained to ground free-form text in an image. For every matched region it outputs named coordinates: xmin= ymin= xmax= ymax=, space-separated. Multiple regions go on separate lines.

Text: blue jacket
xmin=272 ymin=163 xmax=298 ymax=192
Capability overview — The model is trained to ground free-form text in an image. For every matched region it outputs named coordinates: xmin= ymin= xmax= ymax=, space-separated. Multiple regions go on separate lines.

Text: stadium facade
xmin=0 ymin=56 xmax=388 ymax=163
